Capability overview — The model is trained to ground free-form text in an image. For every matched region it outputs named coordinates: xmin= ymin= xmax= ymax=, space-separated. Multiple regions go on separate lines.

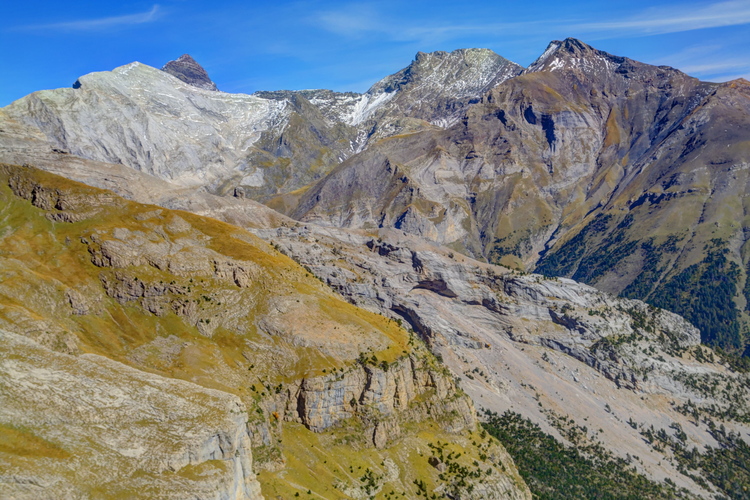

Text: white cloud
xmin=702 ymin=71 xmax=750 ymax=81
xmin=312 ymin=3 xmax=550 ymax=46
xmin=16 ymin=5 xmax=162 ymax=33
xmin=681 ymin=60 xmax=750 ymax=73
xmin=315 ymin=4 xmax=384 ymax=38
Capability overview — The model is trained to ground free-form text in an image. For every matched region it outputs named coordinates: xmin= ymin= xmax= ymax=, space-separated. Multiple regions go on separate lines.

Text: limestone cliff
xmin=0 ymin=329 xmax=263 ymax=500
xmin=252 ymin=223 xmax=750 ymax=497
xmin=0 ymin=164 xmax=530 ymax=499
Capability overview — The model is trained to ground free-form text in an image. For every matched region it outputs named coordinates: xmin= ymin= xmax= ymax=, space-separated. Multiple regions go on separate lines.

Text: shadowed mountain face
xmin=291 ymin=39 xmax=750 ymax=353
xmin=161 ymin=54 xmax=218 ymax=91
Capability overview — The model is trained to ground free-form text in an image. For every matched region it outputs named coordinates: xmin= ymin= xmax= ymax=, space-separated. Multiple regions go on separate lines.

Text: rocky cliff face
xmin=289 ymin=39 xmax=750 ymax=354
xmin=0 ymin=48 xmax=520 ymax=207
xmin=251 ymin=223 xmax=750 ymax=497
xmin=364 ymin=48 xmax=522 ymax=128
xmin=260 ymin=351 xmax=475 ymax=439
xmin=292 ymin=38 xmax=715 ymax=253
xmin=162 ymin=54 xmax=219 ymax=91
xmin=1 ymin=62 xmax=287 ymax=187
xmin=257 ymin=48 xmax=521 ymax=129
xmin=0 ymin=329 xmax=263 ymax=500
xmin=0 ymin=164 xmax=530 ymax=499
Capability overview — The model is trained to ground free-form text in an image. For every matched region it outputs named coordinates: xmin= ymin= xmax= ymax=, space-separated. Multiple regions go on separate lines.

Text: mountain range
xmin=1 ymin=38 xmax=750 ymax=499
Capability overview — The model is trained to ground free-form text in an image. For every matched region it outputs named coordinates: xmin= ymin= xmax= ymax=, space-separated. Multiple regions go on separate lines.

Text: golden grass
xmin=257 ymin=419 xmax=517 ymax=499
xmin=0 ymin=163 xmax=416 ymax=395
xmin=0 ymin=424 xmax=70 ymax=459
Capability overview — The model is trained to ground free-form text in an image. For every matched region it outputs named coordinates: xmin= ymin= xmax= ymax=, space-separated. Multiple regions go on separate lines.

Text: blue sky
xmin=2 ymin=0 xmax=750 ymax=106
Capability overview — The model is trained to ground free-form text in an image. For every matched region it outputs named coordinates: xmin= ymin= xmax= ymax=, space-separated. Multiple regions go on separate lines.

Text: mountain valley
xmin=1 ymin=38 xmax=750 ymax=499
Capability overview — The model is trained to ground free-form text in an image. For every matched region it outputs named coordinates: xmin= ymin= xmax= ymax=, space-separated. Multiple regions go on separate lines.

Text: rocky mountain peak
xmin=524 ymin=37 xmax=695 ymax=87
xmin=369 ymin=47 xmax=521 ymax=96
xmin=526 ymin=37 xmax=624 ymax=75
xmin=161 ymin=54 xmax=218 ymax=91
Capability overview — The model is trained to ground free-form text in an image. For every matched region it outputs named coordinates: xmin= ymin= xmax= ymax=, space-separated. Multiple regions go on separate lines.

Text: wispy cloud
xmin=652 ymin=43 xmax=750 ymax=81
xmin=313 ymin=0 xmax=750 ymax=44
xmin=570 ymin=0 xmax=750 ymax=36
xmin=312 ymin=3 xmax=551 ymax=45
xmin=315 ymin=3 xmax=384 ymax=38
xmin=15 ymin=5 xmax=162 ymax=33
xmin=681 ymin=60 xmax=750 ymax=73
xmin=706 ymin=71 xmax=750 ymax=81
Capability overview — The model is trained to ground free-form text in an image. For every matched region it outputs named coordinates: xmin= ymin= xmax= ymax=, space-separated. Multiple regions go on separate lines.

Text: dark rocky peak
xmin=161 ymin=54 xmax=218 ymax=91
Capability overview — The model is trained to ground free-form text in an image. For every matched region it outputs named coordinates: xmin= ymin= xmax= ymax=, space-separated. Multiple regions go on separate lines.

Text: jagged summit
xmin=525 ymin=37 xmax=690 ymax=82
xmin=352 ymin=47 xmax=522 ymax=128
xmin=526 ymin=38 xmax=627 ymax=75
xmin=368 ymin=48 xmax=520 ymax=97
xmin=257 ymin=47 xmax=522 ymax=138
xmin=161 ymin=54 xmax=218 ymax=91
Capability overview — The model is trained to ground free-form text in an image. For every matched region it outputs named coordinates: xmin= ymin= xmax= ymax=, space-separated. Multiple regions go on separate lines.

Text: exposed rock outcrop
xmin=0 ymin=329 xmax=263 ymax=500
xmin=161 ymin=54 xmax=218 ymax=91
xmin=253 ymin=223 xmax=748 ymax=497
xmin=0 ymin=165 xmax=531 ymax=499
xmin=253 ymin=352 xmax=475 ymax=446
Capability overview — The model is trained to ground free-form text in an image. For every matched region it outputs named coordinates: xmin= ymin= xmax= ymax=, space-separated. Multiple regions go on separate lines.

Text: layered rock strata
xmin=0 ymin=329 xmax=263 ymax=500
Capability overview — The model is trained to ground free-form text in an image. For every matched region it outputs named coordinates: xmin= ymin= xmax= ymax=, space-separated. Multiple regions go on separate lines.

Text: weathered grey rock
xmin=1 ymin=48 xmax=521 ymax=205
xmin=0 ymin=329 xmax=263 ymax=499
xmin=64 ymin=288 xmax=89 ymax=315
xmin=287 ymin=353 xmax=474 ymax=435
xmin=251 ymin=223 xmax=747 ymax=497
xmin=1 ymin=62 xmax=288 ymax=188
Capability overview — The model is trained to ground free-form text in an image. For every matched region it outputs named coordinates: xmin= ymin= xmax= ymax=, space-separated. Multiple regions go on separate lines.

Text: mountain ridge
xmin=287 ymin=38 xmax=750 ymax=355
xmin=3 ymin=37 xmax=750 ymax=498
xmin=4 ymin=39 xmax=749 ymax=356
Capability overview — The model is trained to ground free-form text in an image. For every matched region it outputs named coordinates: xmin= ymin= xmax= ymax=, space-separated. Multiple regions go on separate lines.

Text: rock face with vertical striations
xmin=288 ymin=39 xmax=750 ymax=355
xmin=161 ymin=54 xmax=218 ymax=91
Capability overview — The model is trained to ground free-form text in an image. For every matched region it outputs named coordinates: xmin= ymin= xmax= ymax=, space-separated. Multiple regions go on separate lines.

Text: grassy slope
xmin=0 ymin=164 xmax=526 ymax=497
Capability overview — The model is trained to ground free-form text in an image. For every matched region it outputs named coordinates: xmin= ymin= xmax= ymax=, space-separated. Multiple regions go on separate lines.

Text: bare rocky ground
xmin=0 ymin=329 xmax=263 ymax=500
